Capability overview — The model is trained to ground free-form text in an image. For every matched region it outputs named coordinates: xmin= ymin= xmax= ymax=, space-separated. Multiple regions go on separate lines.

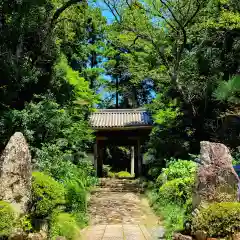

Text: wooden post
xmin=93 ymin=142 xmax=98 ymax=177
xmin=131 ymin=146 xmax=135 ymax=176
xmin=137 ymin=139 xmax=142 ymax=176
xmin=97 ymin=141 xmax=104 ymax=177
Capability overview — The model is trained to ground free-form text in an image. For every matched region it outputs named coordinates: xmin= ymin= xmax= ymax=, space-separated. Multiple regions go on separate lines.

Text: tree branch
xmin=184 ymin=0 xmax=202 ymax=27
xmin=103 ymin=0 xmax=121 ymax=23
xmin=152 ymin=0 xmax=177 ymax=32
xmin=50 ymin=0 xmax=86 ymax=29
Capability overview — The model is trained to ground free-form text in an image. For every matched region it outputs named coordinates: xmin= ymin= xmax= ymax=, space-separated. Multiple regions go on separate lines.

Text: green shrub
xmin=108 ymin=171 xmax=115 ymax=178
xmin=32 ymin=172 xmax=66 ymax=217
xmin=192 ymin=202 xmax=240 ymax=237
xmin=116 ymin=171 xmax=133 ymax=179
xmin=0 ymin=201 xmax=15 ymax=237
xmin=148 ymin=166 xmax=162 ymax=180
xmin=151 ymin=197 xmax=185 ymax=240
xmin=65 ymin=180 xmax=87 ymax=213
xmin=50 ymin=213 xmax=80 ymax=240
xmin=184 ymin=198 xmax=193 ymax=221
xmin=159 ymin=177 xmax=194 ymax=205
xmin=73 ymin=211 xmax=88 ymax=228
xmin=16 ymin=215 xmax=32 ymax=233
xmin=102 ymin=164 xmax=111 ymax=177
xmin=157 ymin=160 xmax=197 ymax=185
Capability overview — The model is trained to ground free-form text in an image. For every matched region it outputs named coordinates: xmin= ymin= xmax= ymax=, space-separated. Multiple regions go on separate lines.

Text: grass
xmin=146 ymin=189 xmax=185 ymax=240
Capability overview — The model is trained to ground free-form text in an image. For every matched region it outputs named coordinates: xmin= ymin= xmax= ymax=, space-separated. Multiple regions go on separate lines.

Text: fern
xmin=214 ymin=76 xmax=240 ymax=104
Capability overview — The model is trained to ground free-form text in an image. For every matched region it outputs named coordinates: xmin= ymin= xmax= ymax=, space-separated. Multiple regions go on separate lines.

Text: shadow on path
xmin=81 ymin=178 xmax=165 ymax=239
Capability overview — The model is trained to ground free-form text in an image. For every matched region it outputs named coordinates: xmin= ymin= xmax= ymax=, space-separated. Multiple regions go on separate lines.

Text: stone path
xmin=81 ymin=178 xmax=164 ymax=239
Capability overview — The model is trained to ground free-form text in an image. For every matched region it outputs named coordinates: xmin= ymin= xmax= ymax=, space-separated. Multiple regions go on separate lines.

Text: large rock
xmin=173 ymin=233 xmax=192 ymax=240
xmin=193 ymin=141 xmax=240 ymax=208
xmin=0 ymin=132 xmax=32 ymax=214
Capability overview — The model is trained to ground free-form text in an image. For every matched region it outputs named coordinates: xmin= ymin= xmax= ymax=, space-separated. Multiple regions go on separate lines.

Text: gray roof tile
xmin=90 ymin=109 xmax=152 ymax=128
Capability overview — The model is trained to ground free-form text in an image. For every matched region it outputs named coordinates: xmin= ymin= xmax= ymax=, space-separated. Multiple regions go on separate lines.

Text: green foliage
xmin=192 ymin=202 xmax=240 ymax=237
xmin=32 ymin=172 xmax=66 ymax=217
xmin=65 ymin=180 xmax=87 ymax=213
xmin=102 ymin=164 xmax=112 ymax=177
xmin=151 ymin=95 xmax=182 ymax=127
xmin=148 ymin=166 xmax=162 ymax=180
xmin=147 ymin=191 xmax=185 ymax=240
xmin=214 ymin=76 xmax=240 ymax=104
xmin=108 ymin=171 xmax=116 ymax=178
xmin=16 ymin=215 xmax=33 ymax=233
xmin=10 ymin=99 xmax=94 ymax=153
xmin=147 ymin=158 xmax=196 ymax=239
xmin=159 ymin=177 xmax=194 ymax=205
xmin=72 ymin=211 xmax=88 ymax=229
xmin=54 ymin=55 xmax=97 ymax=107
xmin=0 ymin=201 xmax=15 ymax=237
xmin=157 ymin=160 xmax=197 ymax=185
xmin=116 ymin=171 xmax=133 ymax=179
xmin=50 ymin=213 xmax=80 ymax=240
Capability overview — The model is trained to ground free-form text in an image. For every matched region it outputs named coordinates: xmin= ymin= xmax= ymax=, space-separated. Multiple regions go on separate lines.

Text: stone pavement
xmin=81 ymin=224 xmax=153 ymax=240
xmin=81 ymin=178 xmax=165 ymax=240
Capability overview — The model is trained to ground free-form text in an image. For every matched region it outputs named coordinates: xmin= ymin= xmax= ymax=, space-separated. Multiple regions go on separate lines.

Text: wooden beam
xmin=131 ymin=146 xmax=135 ymax=176
xmin=137 ymin=139 xmax=142 ymax=176
xmin=96 ymin=136 xmax=108 ymax=140
xmin=93 ymin=126 xmax=152 ymax=131
xmin=93 ymin=143 xmax=98 ymax=177
xmin=97 ymin=141 xmax=104 ymax=177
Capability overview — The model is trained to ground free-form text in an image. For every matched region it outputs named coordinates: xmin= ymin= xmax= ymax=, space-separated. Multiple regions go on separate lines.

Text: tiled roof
xmin=90 ymin=109 xmax=152 ymax=129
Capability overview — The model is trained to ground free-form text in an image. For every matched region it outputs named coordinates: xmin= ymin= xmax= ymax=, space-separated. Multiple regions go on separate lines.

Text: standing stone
xmin=193 ymin=141 xmax=240 ymax=208
xmin=0 ymin=132 xmax=32 ymax=214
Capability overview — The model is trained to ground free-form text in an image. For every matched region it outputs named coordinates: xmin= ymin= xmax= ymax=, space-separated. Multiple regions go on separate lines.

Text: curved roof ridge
xmin=95 ymin=108 xmax=147 ymax=113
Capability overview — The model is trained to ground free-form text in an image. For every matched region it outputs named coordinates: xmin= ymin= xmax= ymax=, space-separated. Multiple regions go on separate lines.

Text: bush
xmin=116 ymin=171 xmax=133 ymax=179
xmin=0 ymin=201 xmax=15 ymax=237
xmin=16 ymin=215 xmax=33 ymax=233
xmin=65 ymin=180 xmax=87 ymax=213
xmin=50 ymin=213 xmax=80 ymax=240
xmin=32 ymin=172 xmax=66 ymax=217
xmin=108 ymin=171 xmax=115 ymax=178
xmin=148 ymin=166 xmax=162 ymax=180
xmin=73 ymin=211 xmax=88 ymax=228
xmin=157 ymin=160 xmax=197 ymax=185
xmin=149 ymin=195 xmax=185 ymax=240
xmin=102 ymin=164 xmax=111 ymax=177
xmin=192 ymin=202 xmax=240 ymax=237
xmin=159 ymin=177 xmax=194 ymax=205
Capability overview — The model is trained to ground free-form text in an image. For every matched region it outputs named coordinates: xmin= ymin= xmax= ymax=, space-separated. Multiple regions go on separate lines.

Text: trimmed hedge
xmin=32 ymin=172 xmax=66 ymax=217
xmin=159 ymin=177 xmax=194 ymax=205
xmin=192 ymin=202 xmax=240 ymax=237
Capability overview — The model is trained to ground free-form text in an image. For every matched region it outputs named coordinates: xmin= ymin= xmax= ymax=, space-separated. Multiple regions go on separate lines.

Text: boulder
xmin=9 ymin=229 xmax=28 ymax=240
xmin=193 ymin=141 xmax=240 ymax=208
xmin=55 ymin=237 xmax=67 ymax=240
xmin=173 ymin=233 xmax=192 ymax=240
xmin=0 ymin=132 xmax=32 ymax=214
xmin=27 ymin=231 xmax=47 ymax=240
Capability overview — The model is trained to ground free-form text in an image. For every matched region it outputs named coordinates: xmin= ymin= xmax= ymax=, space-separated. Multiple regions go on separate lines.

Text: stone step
xmin=96 ymin=178 xmax=145 ymax=193
xmin=91 ymin=188 xmax=144 ymax=193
